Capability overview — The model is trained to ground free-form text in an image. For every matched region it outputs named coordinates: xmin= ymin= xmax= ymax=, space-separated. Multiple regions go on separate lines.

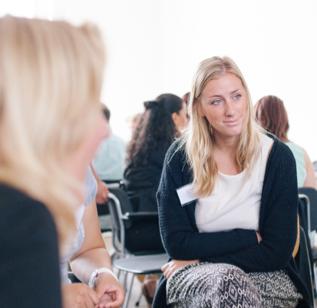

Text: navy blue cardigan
xmin=153 ymin=136 xmax=310 ymax=308
xmin=0 ymin=184 xmax=62 ymax=308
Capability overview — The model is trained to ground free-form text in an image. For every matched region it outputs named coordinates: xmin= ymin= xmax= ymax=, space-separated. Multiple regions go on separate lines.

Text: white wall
xmin=2 ymin=0 xmax=317 ymax=159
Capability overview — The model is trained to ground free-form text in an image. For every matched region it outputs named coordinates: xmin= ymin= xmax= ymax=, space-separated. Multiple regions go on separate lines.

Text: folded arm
xmin=157 ymin=154 xmax=258 ymax=261
xmin=205 ymin=145 xmax=299 ymax=272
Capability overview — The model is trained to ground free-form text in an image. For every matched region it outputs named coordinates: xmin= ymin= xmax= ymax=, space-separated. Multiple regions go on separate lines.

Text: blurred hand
xmin=96 ymin=180 xmax=109 ymax=204
xmin=256 ymin=231 xmax=262 ymax=243
xmin=161 ymin=259 xmax=198 ymax=279
xmin=62 ymin=283 xmax=99 ymax=308
xmin=94 ymin=272 xmax=125 ymax=308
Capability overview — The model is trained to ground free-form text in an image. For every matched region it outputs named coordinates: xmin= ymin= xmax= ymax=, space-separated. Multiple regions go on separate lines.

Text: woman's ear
xmin=171 ymin=112 xmax=179 ymax=126
xmin=196 ymin=100 xmax=204 ymax=117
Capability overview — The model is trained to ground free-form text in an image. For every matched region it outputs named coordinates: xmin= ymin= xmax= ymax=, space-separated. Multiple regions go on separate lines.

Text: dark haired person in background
xmin=182 ymin=91 xmax=191 ymax=107
xmin=124 ymin=93 xmax=188 ymax=213
xmin=123 ymin=93 xmax=188 ymax=305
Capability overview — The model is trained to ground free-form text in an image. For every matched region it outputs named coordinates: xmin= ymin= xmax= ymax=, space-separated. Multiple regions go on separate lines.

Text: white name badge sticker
xmin=176 ymin=183 xmax=197 ymax=206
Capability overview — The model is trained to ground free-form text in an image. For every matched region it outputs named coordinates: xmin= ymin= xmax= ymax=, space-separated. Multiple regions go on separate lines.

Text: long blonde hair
xmin=0 ymin=16 xmax=105 ymax=250
xmin=184 ymin=56 xmax=260 ymax=197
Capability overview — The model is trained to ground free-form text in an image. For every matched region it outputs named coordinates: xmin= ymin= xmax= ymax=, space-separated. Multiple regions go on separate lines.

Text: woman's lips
xmin=223 ymin=120 xmax=239 ymax=126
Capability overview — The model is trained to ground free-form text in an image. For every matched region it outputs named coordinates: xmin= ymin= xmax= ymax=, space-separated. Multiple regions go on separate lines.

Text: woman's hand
xmin=94 ymin=273 xmax=125 ymax=308
xmin=96 ymin=180 xmax=109 ymax=204
xmin=62 ymin=283 xmax=99 ymax=308
xmin=161 ymin=259 xmax=199 ymax=279
xmin=256 ymin=231 xmax=262 ymax=243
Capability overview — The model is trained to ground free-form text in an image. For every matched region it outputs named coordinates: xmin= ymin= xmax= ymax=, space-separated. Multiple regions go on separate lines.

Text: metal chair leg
xmin=117 ymin=269 xmax=122 ymax=280
xmin=123 ymin=273 xmax=135 ymax=308
xmin=135 ymin=287 xmax=143 ymax=306
xmin=122 ymin=271 xmax=128 ymax=290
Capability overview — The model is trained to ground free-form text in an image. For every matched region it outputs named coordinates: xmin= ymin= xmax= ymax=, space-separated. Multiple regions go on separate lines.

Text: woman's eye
xmin=232 ymin=94 xmax=242 ymax=101
xmin=210 ymin=99 xmax=222 ymax=105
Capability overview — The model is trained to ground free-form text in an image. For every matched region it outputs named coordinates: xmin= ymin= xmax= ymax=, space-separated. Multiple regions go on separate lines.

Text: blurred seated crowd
xmin=0 ymin=14 xmax=316 ymax=308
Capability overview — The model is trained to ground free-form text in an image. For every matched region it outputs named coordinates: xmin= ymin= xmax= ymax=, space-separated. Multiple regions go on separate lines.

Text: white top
xmin=194 ymin=133 xmax=273 ymax=233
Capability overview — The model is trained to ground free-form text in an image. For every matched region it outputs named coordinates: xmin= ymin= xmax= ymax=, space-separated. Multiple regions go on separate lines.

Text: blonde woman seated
xmin=153 ymin=57 xmax=310 ymax=307
xmin=255 ymin=95 xmax=316 ymax=189
xmin=0 ymin=16 xmax=123 ymax=308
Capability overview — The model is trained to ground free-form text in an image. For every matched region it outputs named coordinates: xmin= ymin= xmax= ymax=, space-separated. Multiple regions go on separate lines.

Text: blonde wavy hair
xmin=184 ymin=56 xmax=261 ymax=197
xmin=0 ymin=16 xmax=105 ymax=251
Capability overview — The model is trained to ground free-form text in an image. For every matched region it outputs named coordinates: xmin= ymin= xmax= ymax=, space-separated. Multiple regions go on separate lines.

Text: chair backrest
xmin=297 ymin=195 xmax=316 ymax=306
xmin=295 ymin=226 xmax=315 ymax=307
xmin=107 ymin=192 xmax=127 ymax=257
xmin=298 ymin=193 xmax=311 ymax=235
xmin=109 ymin=185 xmax=135 ymax=214
xmin=299 ymin=187 xmax=317 ymax=233
xmin=107 ymin=188 xmax=165 ymax=258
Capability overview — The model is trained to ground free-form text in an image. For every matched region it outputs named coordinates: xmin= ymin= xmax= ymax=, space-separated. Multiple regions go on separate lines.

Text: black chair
xmin=96 ymin=181 xmax=124 ymax=233
xmin=298 ymin=194 xmax=311 ymax=237
xmin=299 ymin=188 xmax=317 ymax=234
xmin=107 ymin=188 xmax=167 ymax=308
xmin=299 ymin=188 xmax=317 ymax=266
xmin=108 ymin=184 xmax=164 ymax=256
xmin=297 ymin=195 xmax=316 ymax=306
xmin=294 ymin=225 xmax=315 ymax=307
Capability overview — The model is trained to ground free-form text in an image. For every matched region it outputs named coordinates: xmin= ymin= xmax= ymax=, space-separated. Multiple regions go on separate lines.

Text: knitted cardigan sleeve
xmin=0 ymin=186 xmax=62 ymax=308
xmin=210 ymin=140 xmax=298 ymax=272
xmin=157 ymin=142 xmax=258 ymax=260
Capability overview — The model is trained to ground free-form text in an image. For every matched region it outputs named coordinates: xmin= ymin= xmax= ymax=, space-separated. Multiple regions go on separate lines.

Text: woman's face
xmin=198 ymin=73 xmax=248 ymax=142
xmin=172 ymin=102 xmax=188 ymax=132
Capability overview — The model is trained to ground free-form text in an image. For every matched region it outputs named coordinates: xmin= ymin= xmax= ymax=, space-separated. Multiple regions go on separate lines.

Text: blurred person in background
xmin=93 ymin=105 xmax=126 ymax=184
xmin=182 ymin=91 xmax=190 ymax=106
xmin=255 ymin=95 xmax=316 ymax=189
xmin=124 ymin=93 xmax=188 ymax=212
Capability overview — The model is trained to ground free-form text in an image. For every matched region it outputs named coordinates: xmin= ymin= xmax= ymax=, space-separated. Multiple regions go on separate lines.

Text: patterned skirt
xmin=166 ymin=263 xmax=302 ymax=308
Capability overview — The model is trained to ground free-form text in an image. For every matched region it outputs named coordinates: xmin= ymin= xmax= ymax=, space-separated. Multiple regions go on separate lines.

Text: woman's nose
xmin=224 ymin=101 xmax=234 ymax=117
